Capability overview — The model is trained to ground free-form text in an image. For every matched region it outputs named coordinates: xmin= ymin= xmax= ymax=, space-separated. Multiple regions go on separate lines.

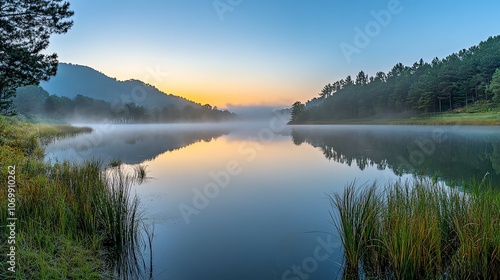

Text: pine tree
xmin=0 ymin=0 xmax=73 ymax=115
xmin=291 ymin=101 xmax=305 ymax=122
xmin=489 ymin=69 xmax=500 ymax=103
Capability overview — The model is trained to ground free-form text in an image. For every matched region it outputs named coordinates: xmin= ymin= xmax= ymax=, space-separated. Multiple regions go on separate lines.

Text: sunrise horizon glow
xmin=47 ymin=0 xmax=500 ymax=108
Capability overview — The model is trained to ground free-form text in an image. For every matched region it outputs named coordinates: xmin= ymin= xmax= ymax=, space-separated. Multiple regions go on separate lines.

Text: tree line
xmin=291 ymin=35 xmax=500 ymax=122
xmin=14 ymin=86 xmax=236 ymax=123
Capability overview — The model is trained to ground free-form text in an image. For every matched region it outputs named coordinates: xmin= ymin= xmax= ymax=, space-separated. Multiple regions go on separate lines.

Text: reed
xmin=35 ymin=123 xmax=93 ymax=144
xmin=132 ymin=164 xmax=149 ymax=184
xmin=331 ymin=178 xmax=500 ymax=279
xmin=0 ymin=116 xmax=148 ymax=279
xmin=329 ymin=181 xmax=381 ymax=278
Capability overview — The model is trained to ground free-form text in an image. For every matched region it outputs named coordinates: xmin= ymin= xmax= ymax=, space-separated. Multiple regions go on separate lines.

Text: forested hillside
xmin=291 ymin=35 xmax=500 ymax=123
xmin=14 ymin=86 xmax=236 ymax=123
xmin=12 ymin=63 xmax=237 ymax=123
xmin=40 ymin=63 xmax=197 ymax=108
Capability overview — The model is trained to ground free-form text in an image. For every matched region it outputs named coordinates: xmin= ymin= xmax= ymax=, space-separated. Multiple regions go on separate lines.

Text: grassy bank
xmin=0 ymin=117 xmax=147 ymax=279
xmin=291 ymin=112 xmax=500 ymax=125
xmin=291 ymin=104 xmax=500 ymax=125
xmin=331 ymin=178 xmax=500 ymax=279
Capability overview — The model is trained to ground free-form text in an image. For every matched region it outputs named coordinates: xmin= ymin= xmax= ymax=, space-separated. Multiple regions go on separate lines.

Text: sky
xmin=46 ymin=0 xmax=500 ymax=108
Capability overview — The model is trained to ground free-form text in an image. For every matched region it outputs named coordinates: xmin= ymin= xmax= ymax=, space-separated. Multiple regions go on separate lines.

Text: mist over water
xmin=44 ymin=123 xmax=234 ymax=164
xmin=45 ymin=122 xmax=500 ymax=279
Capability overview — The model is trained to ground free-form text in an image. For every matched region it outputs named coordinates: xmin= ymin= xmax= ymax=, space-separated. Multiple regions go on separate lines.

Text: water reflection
xmin=44 ymin=123 xmax=500 ymax=279
xmin=291 ymin=125 xmax=500 ymax=184
xmin=44 ymin=124 xmax=231 ymax=164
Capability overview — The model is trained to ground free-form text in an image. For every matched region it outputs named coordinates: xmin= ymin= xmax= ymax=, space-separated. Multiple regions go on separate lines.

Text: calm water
xmin=45 ymin=122 xmax=500 ymax=280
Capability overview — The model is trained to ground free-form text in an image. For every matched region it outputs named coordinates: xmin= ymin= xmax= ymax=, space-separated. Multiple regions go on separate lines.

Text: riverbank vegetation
xmin=0 ymin=116 xmax=148 ymax=279
xmin=291 ymin=112 xmax=500 ymax=125
xmin=331 ymin=178 xmax=500 ymax=279
xmin=290 ymin=35 xmax=500 ymax=124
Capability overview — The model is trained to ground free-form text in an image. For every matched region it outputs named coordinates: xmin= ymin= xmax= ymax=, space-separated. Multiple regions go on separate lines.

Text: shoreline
xmin=0 ymin=117 xmax=147 ymax=279
xmin=289 ymin=112 xmax=500 ymax=126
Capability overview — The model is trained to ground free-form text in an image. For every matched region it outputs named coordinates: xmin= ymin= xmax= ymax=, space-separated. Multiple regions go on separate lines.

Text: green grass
xmin=35 ymin=123 xmax=93 ymax=145
xmin=0 ymin=116 xmax=148 ymax=279
xmin=329 ymin=181 xmax=381 ymax=278
xmin=292 ymin=104 xmax=500 ymax=125
xmin=331 ymin=178 xmax=500 ymax=279
xmin=391 ymin=111 xmax=500 ymax=125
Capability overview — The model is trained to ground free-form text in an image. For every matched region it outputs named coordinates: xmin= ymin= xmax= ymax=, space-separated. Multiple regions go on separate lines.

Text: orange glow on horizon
xmin=157 ymin=78 xmax=313 ymax=108
xmin=169 ymin=90 xmax=294 ymax=108
xmin=87 ymin=62 xmax=316 ymax=108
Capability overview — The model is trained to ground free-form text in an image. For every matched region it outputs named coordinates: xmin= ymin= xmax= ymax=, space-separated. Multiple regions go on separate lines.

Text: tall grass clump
xmin=0 ymin=116 xmax=148 ymax=279
xmin=331 ymin=178 xmax=500 ymax=279
xmin=329 ymin=181 xmax=382 ymax=278
xmin=98 ymin=165 xmax=144 ymax=278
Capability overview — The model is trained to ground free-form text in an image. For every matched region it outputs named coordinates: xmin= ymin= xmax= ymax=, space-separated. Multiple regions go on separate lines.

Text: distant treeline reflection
xmin=291 ymin=126 xmax=500 ymax=184
xmin=45 ymin=126 xmax=230 ymax=164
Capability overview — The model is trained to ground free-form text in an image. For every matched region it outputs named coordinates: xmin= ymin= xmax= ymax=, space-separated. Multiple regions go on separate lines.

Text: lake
xmin=45 ymin=120 xmax=500 ymax=280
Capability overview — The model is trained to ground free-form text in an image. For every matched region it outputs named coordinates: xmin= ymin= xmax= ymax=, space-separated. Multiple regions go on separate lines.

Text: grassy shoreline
xmin=331 ymin=178 xmax=500 ymax=279
xmin=0 ymin=117 xmax=147 ymax=279
xmin=290 ymin=111 xmax=500 ymax=125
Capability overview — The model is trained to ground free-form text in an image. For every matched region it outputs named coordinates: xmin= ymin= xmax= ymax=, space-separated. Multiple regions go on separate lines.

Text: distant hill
xmin=290 ymin=35 xmax=500 ymax=123
xmin=40 ymin=63 xmax=199 ymax=109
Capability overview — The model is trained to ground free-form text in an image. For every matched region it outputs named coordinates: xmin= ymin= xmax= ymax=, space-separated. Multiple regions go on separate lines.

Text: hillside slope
xmin=40 ymin=63 xmax=199 ymax=109
xmin=290 ymin=35 xmax=500 ymax=123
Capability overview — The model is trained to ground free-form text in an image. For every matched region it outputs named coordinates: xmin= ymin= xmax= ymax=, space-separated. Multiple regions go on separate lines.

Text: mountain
xmin=40 ymin=63 xmax=200 ymax=109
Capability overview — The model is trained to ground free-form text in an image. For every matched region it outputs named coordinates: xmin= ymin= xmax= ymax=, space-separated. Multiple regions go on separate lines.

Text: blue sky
xmin=47 ymin=0 xmax=500 ymax=107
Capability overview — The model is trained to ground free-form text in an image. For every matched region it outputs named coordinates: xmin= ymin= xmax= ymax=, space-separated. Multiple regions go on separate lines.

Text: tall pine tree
xmin=0 ymin=0 xmax=73 ymax=115
xmin=489 ymin=69 xmax=500 ymax=103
